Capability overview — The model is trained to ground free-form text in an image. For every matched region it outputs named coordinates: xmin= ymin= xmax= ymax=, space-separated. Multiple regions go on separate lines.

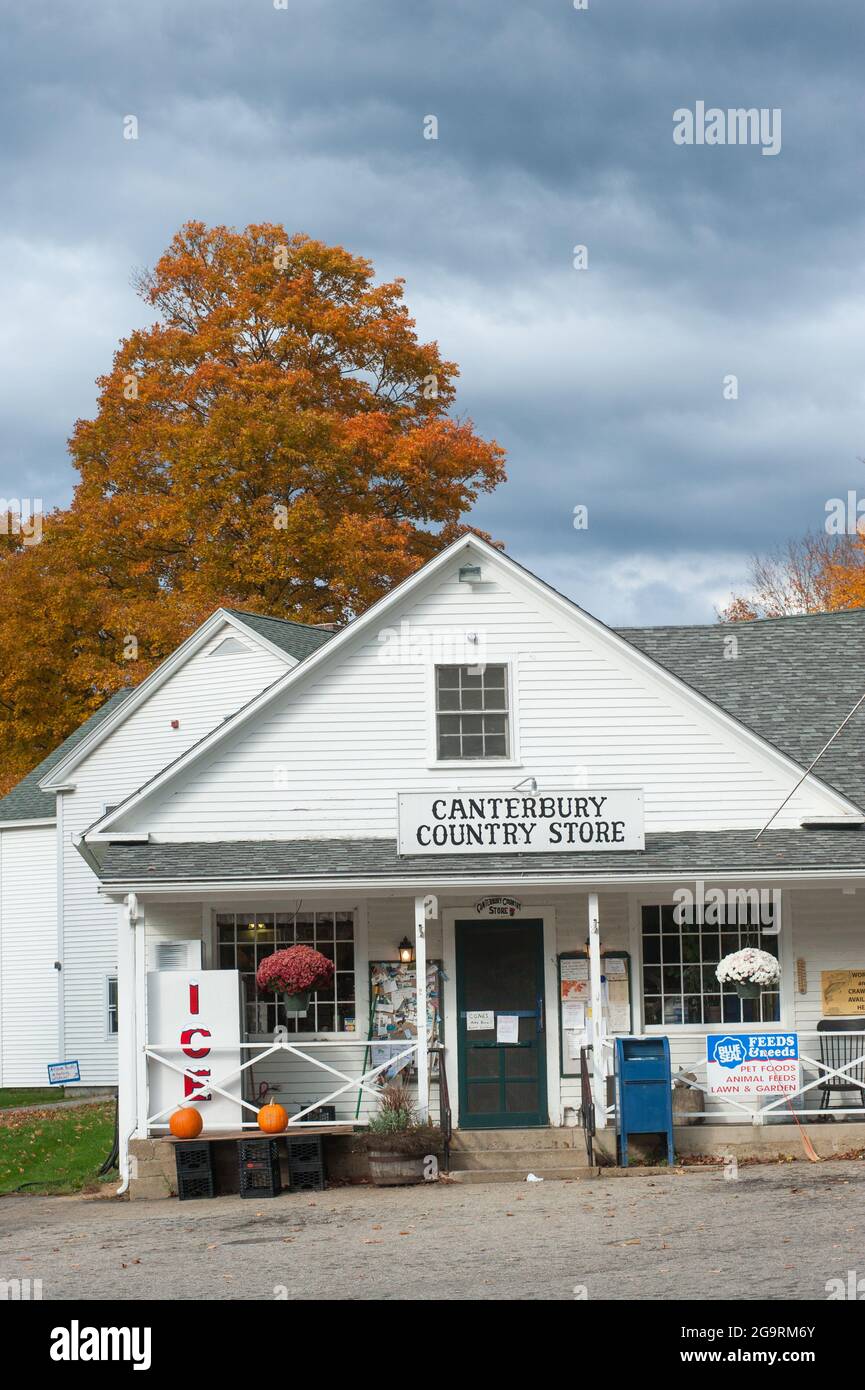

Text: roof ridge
xmin=227 ymin=608 xmax=337 ymax=635
xmin=617 ymin=607 xmax=865 ymax=634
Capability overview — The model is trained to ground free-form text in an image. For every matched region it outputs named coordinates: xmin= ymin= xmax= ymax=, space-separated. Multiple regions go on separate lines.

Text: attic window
xmin=209 ymin=636 xmax=252 ymax=656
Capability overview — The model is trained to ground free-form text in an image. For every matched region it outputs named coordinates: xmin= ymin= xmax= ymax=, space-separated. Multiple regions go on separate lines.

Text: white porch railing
xmin=595 ymin=1031 xmax=865 ymax=1126
xmin=143 ymin=1038 xmax=420 ymax=1132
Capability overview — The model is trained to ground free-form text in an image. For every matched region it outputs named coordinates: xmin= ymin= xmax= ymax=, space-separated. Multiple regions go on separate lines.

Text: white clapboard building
xmin=2 ymin=534 xmax=865 ymax=1184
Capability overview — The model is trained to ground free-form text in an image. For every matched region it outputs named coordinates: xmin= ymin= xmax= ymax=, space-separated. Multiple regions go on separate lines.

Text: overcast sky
xmin=3 ymin=0 xmax=864 ymax=624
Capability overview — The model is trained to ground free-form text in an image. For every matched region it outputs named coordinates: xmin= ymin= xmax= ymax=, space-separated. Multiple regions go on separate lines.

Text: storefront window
xmin=216 ymin=910 xmax=355 ymax=1036
xmin=641 ymin=904 xmax=780 ymax=1026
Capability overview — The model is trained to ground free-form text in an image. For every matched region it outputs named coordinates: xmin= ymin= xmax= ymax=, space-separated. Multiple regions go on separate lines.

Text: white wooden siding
xmin=60 ymin=626 xmax=289 ymax=1085
xmin=0 ymin=826 xmax=58 ymax=1085
xmin=111 ymin=558 xmax=848 ymax=840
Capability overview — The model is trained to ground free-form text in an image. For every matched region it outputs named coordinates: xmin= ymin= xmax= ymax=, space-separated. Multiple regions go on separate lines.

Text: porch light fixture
xmin=458 ymin=563 xmax=483 ymax=585
xmin=398 ymin=937 xmax=414 ymax=965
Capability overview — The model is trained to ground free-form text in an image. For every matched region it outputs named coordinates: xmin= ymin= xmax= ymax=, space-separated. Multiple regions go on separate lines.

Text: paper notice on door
xmin=566 ymin=1031 xmax=584 ymax=1061
xmin=604 ymin=957 xmax=627 ymax=979
xmin=496 ymin=1014 xmax=519 ymax=1044
xmin=466 ymin=1010 xmax=494 ymax=1031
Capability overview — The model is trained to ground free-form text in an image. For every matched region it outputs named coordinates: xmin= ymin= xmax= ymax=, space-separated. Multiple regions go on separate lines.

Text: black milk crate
xmin=299 ymin=1104 xmax=336 ymax=1123
xmin=174 ymin=1142 xmax=215 ymax=1201
xmin=287 ymin=1134 xmax=326 ymax=1193
xmin=238 ymin=1138 xmax=282 ymax=1198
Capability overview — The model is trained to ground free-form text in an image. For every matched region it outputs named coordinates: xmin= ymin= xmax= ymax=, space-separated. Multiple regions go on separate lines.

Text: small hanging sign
xmin=475 ymin=895 xmax=522 ymax=918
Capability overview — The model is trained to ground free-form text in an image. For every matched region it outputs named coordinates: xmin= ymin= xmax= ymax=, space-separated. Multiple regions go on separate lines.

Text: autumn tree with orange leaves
xmin=0 ymin=222 xmax=505 ymax=790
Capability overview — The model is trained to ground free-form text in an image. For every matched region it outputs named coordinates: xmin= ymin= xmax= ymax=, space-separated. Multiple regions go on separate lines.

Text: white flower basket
xmin=716 ymin=948 xmax=780 ymax=999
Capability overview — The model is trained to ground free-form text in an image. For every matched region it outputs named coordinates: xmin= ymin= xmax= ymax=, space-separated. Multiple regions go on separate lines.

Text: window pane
xmin=644 ymin=996 xmax=662 ymax=1025
xmin=663 ymin=997 xmax=683 ymax=1024
xmin=438 ymin=734 xmax=461 ymax=758
xmin=642 ymin=935 xmax=661 ymax=964
xmin=683 ymin=995 xmax=702 ymax=1024
xmin=437 ymin=686 xmax=460 ymax=711
xmin=462 ymin=734 xmax=484 ymax=757
xmin=437 ymin=666 xmax=460 ymax=689
xmin=484 ymin=734 xmax=507 ymax=757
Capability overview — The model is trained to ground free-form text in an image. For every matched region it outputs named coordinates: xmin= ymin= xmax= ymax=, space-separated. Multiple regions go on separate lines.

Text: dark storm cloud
xmin=2 ymin=0 xmax=864 ymax=621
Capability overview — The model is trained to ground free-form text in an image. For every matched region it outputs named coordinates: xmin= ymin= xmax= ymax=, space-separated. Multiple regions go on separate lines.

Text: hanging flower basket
xmin=256 ymin=946 xmax=334 ymax=1015
xmin=716 ymin=948 xmax=780 ymax=1000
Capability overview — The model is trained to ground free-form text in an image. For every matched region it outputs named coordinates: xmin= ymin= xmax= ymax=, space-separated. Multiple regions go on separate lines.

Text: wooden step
xmin=450 ymin=1127 xmax=585 ymax=1152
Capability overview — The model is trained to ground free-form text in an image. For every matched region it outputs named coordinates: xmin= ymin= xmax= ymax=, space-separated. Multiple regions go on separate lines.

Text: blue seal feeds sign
xmin=706 ymin=1032 xmax=799 ymax=1097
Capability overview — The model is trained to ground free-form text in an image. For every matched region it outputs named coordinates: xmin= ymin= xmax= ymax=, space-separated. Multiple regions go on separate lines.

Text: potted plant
xmin=355 ymin=1082 xmax=444 ymax=1186
xmin=716 ymin=947 xmax=780 ymax=1000
xmin=256 ymin=945 xmax=335 ymax=1015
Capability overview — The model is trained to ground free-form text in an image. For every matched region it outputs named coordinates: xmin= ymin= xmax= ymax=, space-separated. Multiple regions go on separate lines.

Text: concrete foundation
xmin=594 ymin=1120 xmax=865 ymax=1164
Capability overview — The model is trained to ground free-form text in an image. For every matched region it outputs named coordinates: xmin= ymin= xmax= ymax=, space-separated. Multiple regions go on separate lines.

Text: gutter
xmin=94 ymin=865 xmax=865 ymax=897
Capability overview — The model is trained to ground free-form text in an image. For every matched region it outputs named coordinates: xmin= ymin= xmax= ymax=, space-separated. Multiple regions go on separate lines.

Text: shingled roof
xmin=617 ymin=608 xmax=865 ymax=811
xmin=93 ymin=827 xmax=865 ymax=886
xmin=224 ymin=610 xmax=335 ymax=663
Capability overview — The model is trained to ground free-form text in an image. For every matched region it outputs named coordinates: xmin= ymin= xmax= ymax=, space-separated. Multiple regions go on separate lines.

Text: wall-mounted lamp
xmin=398 ymin=937 xmax=414 ymax=965
xmin=458 ymin=563 xmax=483 ymax=585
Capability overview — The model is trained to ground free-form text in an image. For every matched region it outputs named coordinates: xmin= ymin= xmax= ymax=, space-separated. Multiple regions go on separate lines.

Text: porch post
xmin=133 ymin=899 xmax=149 ymax=1139
xmin=414 ymin=894 xmax=430 ymax=1121
xmin=588 ymin=891 xmax=607 ymax=1128
xmin=116 ymin=897 xmax=137 ymax=1192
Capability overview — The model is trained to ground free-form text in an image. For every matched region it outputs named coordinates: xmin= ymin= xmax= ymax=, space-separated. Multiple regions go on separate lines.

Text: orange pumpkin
xmin=169 ymin=1106 xmax=203 ymax=1140
xmin=257 ymin=1102 xmax=288 ymax=1134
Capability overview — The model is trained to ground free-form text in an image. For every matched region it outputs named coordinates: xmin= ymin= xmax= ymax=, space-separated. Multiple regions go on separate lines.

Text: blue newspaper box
xmin=614 ymin=1036 xmax=674 ymax=1167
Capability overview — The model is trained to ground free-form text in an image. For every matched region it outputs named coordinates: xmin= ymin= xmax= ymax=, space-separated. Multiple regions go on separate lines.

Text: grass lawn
xmin=0 ymin=1102 xmax=116 ymax=1195
xmin=0 ymin=1087 xmax=66 ymax=1109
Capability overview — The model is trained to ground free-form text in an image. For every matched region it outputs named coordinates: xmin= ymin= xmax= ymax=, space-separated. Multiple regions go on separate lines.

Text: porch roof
xmin=93 ymin=827 xmax=865 ymax=888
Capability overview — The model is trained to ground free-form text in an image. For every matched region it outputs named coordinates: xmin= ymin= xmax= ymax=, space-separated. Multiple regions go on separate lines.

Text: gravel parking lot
xmin=1 ymin=1161 xmax=863 ymax=1301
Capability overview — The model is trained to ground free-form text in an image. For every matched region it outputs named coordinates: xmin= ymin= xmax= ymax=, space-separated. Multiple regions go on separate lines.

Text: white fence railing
xmin=144 ymin=1038 xmax=419 ymax=1132
xmin=596 ymin=1031 xmax=865 ymax=1126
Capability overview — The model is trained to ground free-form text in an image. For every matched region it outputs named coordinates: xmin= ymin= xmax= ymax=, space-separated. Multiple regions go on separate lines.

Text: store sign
xmin=475 ymin=895 xmax=522 ymax=917
xmin=146 ymin=970 xmax=242 ymax=1129
xmin=398 ymin=788 xmax=644 ymax=855
xmin=706 ymin=1032 xmax=799 ymax=1097
xmin=821 ymin=969 xmax=865 ymax=1017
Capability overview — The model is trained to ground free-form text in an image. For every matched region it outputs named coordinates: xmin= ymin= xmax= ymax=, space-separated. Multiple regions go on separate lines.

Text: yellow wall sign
xmin=821 ymin=970 xmax=865 ymax=1017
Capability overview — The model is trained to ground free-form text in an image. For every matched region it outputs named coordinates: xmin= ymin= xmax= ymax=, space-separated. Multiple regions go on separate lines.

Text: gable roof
xmin=617 ymin=608 xmax=865 ymax=811
xmin=0 ymin=611 xmax=335 ymax=822
xmin=84 ymin=535 xmax=863 ymax=842
xmin=0 ymin=689 xmax=133 ymax=824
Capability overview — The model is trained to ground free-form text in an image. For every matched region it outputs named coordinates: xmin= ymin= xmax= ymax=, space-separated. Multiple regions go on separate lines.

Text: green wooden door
xmin=456 ymin=919 xmax=548 ymax=1128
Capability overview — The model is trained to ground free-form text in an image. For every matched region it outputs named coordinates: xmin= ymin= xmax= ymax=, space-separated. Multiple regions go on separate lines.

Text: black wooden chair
xmin=816 ymin=1018 xmax=865 ymax=1113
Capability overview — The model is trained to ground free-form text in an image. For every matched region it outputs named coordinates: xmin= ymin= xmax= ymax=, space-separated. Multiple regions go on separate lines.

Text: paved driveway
xmin=1 ymin=1162 xmax=862 ymax=1300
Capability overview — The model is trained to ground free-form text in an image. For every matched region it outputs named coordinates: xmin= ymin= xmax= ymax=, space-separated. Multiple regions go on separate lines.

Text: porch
xmin=111 ymin=868 xmax=865 ymax=1193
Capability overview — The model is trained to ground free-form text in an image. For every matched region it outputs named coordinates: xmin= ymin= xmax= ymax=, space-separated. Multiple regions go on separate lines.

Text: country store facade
xmin=3 ymin=534 xmax=865 ymax=1191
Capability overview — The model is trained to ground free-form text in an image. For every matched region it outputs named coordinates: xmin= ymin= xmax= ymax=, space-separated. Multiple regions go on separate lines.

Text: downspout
xmin=116 ymin=891 xmax=139 ymax=1195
